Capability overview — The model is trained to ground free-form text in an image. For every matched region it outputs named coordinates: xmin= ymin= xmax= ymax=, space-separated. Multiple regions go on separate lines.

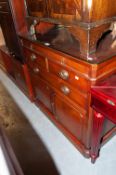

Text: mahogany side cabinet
xmin=0 ymin=0 xmax=116 ymax=162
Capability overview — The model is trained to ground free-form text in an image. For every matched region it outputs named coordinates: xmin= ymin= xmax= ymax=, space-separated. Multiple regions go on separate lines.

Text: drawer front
xmin=29 ymin=69 xmax=53 ymax=112
xmin=23 ymin=47 xmax=46 ymax=72
xmin=48 ymin=60 xmax=90 ymax=92
xmin=41 ymin=71 xmax=88 ymax=109
xmin=0 ymin=2 xmax=10 ymax=12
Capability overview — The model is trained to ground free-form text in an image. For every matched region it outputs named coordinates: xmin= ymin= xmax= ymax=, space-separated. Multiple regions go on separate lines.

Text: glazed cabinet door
xmin=29 ymin=69 xmax=53 ymax=112
xmin=25 ymin=0 xmax=48 ymax=18
xmin=49 ymin=0 xmax=82 ymax=22
xmin=53 ymin=94 xmax=85 ymax=141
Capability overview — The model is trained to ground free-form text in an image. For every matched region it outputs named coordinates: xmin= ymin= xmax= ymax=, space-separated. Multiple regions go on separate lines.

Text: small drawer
xmin=23 ymin=47 xmax=46 ymax=71
xmin=48 ymin=60 xmax=90 ymax=92
xmin=0 ymin=2 xmax=10 ymax=12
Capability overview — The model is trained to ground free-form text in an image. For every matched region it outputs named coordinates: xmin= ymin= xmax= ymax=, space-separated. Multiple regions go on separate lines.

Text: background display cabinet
xmin=25 ymin=0 xmax=116 ymax=59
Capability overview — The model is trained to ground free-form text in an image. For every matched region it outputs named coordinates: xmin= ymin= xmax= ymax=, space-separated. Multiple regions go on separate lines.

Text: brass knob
xmin=59 ymin=70 xmax=69 ymax=80
xmin=0 ymin=6 xmax=2 ymax=9
xmin=30 ymin=54 xmax=37 ymax=61
xmin=60 ymin=86 xmax=70 ymax=95
xmin=33 ymin=68 xmax=39 ymax=73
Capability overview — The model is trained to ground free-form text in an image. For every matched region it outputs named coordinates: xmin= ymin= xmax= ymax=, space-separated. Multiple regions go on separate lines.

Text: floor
xmin=0 ymin=69 xmax=116 ymax=175
xmin=0 ymin=74 xmax=59 ymax=175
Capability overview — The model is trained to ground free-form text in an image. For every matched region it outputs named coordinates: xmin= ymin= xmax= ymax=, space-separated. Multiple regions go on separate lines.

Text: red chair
xmin=90 ymin=74 xmax=116 ymax=163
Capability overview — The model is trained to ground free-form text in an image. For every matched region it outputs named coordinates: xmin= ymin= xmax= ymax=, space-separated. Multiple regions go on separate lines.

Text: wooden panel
xmin=29 ymin=69 xmax=53 ymax=112
xmin=9 ymin=0 xmax=28 ymax=33
xmin=25 ymin=0 xmax=47 ymax=18
xmin=49 ymin=0 xmax=81 ymax=21
xmin=54 ymin=94 xmax=86 ymax=141
xmin=89 ymin=0 xmax=116 ymax=22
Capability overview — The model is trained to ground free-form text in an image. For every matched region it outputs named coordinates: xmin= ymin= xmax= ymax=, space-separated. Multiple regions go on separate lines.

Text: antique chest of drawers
xmin=20 ymin=36 xmax=116 ymax=157
xmin=0 ymin=0 xmax=115 ymax=161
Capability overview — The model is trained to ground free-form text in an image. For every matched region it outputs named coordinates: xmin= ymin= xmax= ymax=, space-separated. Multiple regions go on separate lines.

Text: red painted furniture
xmin=90 ymin=74 xmax=116 ymax=163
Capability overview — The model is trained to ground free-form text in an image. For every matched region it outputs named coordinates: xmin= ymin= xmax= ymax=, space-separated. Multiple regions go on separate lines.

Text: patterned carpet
xmin=0 ymin=81 xmax=59 ymax=175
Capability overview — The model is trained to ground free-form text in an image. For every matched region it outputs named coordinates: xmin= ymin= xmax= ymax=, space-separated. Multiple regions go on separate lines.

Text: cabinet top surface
xmin=19 ymin=32 xmax=116 ymax=65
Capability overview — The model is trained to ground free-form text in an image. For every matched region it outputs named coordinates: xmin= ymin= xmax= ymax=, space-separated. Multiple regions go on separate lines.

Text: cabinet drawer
xmin=29 ymin=69 xmax=53 ymax=112
xmin=23 ymin=47 xmax=46 ymax=71
xmin=41 ymin=71 xmax=88 ymax=109
xmin=0 ymin=2 xmax=10 ymax=12
xmin=48 ymin=60 xmax=90 ymax=92
xmin=54 ymin=95 xmax=85 ymax=141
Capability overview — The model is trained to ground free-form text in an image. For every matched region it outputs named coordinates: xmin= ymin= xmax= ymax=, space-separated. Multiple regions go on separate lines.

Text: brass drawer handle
xmin=30 ymin=54 xmax=37 ymax=61
xmin=33 ymin=68 xmax=39 ymax=73
xmin=60 ymin=86 xmax=70 ymax=95
xmin=59 ymin=70 xmax=69 ymax=80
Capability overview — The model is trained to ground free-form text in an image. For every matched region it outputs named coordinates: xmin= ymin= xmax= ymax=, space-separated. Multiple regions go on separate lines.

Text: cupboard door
xmin=29 ymin=70 xmax=53 ymax=112
xmin=49 ymin=0 xmax=82 ymax=22
xmin=54 ymin=95 xmax=85 ymax=141
xmin=25 ymin=0 xmax=47 ymax=18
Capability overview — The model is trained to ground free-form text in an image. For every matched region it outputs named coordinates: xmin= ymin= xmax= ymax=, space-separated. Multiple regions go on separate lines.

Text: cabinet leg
xmin=90 ymin=111 xmax=105 ymax=163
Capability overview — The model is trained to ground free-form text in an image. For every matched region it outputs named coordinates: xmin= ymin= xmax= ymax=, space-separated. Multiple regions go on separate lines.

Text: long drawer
xmin=41 ymin=71 xmax=88 ymax=110
xmin=48 ymin=60 xmax=90 ymax=93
